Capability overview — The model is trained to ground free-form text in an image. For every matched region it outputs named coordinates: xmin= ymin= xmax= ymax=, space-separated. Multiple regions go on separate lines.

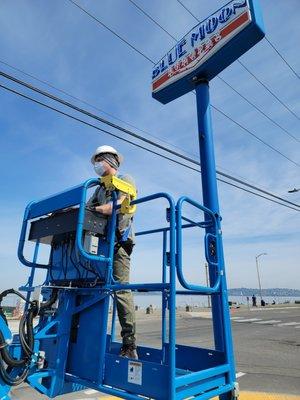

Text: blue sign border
xmin=152 ymin=0 xmax=265 ymax=104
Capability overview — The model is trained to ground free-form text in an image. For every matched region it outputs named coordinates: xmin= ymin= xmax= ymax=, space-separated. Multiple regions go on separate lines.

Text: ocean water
xmin=133 ymin=293 xmax=300 ymax=309
xmin=2 ymin=291 xmax=299 ymax=310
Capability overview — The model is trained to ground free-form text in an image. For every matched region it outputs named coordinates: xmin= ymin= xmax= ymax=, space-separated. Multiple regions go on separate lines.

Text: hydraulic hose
xmin=0 ymin=330 xmax=28 ymax=367
xmin=39 ymin=288 xmax=58 ymax=311
xmin=0 ymin=289 xmax=32 ymax=305
xmin=18 ymin=309 xmax=35 ymax=358
xmin=0 ymin=357 xmax=30 ymax=386
xmin=0 ymin=305 xmax=34 ymax=386
xmin=0 ymin=287 xmax=58 ymax=387
xmin=0 ymin=303 xmax=36 ymax=367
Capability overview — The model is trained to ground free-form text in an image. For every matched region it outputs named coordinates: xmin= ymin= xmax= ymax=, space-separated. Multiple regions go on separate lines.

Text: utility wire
xmin=238 ymin=59 xmax=300 ymax=121
xmin=176 ymin=0 xmax=300 ymax=121
xmin=0 ymin=81 xmax=299 ymax=213
xmin=0 ymin=58 xmax=288 ymax=193
xmin=128 ymin=0 xmax=175 ymax=41
xmin=67 ymin=0 xmax=158 ymax=64
xmin=0 ymin=59 xmax=190 ymax=155
xmin=217 ymin=75 xmax=300 ymax=143
xmin=176 ymin=0 xmax=199 ymax=21
xmin=0 ymin=71 xmax=299 ymax=210
xmin=0 ymin=83 xmax=194 ymax=170
xmin=67 ymin=0 xmax=153 ymax=64
xmin=265 ymin=36 xmax=300 ymax=80
xmin=211 ymin=103 xmax=300 ymax=167
xmin=0 ymin=59 xmax=152 ymax=135
xmin=127 ymin=0 xmax=300 ymax=145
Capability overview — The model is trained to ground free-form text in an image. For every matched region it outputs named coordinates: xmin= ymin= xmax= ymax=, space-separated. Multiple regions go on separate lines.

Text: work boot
xmin=120 ymin=344 xmax=138 ymax=359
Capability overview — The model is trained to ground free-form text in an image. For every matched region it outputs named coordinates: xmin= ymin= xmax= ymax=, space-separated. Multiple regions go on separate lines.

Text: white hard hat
xmin=91 ymin=145 xmax=123 ymax=165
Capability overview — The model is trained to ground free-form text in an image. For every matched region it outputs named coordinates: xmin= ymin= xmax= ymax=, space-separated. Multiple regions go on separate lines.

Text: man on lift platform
xmin=87 ymin=145 xmax=138 ymax=359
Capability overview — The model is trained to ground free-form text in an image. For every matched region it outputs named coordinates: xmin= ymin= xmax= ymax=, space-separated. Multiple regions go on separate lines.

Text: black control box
xmin=29 ymin=208 xmax=108 ymax=245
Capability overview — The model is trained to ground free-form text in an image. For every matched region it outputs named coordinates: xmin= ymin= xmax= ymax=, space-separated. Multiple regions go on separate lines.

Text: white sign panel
xmin=128 ymin=361 xmax=142 ymax=385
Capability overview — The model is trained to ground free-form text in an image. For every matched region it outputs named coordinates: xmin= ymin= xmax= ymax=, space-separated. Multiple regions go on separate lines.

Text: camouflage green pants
xmin=113 ymin=246 xmax=136 ymax=346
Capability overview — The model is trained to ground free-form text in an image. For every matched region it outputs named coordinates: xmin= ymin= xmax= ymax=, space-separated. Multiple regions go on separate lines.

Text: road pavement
xmin=8 ymin=305 xmax=300 ymax=399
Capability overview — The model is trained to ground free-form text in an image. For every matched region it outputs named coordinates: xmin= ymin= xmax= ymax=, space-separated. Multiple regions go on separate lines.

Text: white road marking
xmin=231 ymin=317 xmax=245 ymax=320
xmin=236 ymin=372 xmax=246 ymax=378
xmin=276 ymin=322 xmax=300 ymax=327
xmin=76 ymin=398 xmax=99 ymax=400
xmin=186 ymin=312 xmax=212 ymax=319
xmin=84 ymin=389 xmax=98 ymax=395
xmin=250 ymin=306 xmax=300 ymax=311
xmin=75 ymin=397 xmax=100 ymax=400
xmin=235 ymin=318 xmax=262 ymax=322
xmin=253 ymin=320 xmax=281 ymax=324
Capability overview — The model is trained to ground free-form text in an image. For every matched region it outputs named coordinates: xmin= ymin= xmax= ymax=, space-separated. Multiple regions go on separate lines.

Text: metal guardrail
xmin=176 ymin=196 xmax=221 ymax=294
xmin=18 ymin=180 xmax=223 ymax=296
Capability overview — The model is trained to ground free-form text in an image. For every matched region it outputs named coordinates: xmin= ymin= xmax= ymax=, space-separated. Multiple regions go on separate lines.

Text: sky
xmin=0 ymin=0 xmax=299 ymax=294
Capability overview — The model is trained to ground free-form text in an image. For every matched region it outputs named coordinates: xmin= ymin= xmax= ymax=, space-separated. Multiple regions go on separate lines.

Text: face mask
xmin=94 ymin=161 xmax=105 ymax=176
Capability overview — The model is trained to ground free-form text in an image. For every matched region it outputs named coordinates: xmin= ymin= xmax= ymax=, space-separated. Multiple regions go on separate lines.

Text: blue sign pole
xmin=195 ymin=79 xmax=236 ymax=397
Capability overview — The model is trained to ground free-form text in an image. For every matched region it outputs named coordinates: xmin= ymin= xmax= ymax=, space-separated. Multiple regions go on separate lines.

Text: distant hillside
xmin=228 ymin=288 xmax=300 ymax=297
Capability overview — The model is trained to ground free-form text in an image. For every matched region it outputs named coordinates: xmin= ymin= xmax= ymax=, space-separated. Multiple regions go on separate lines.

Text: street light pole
xmin=255 ymin=253 xmax=267 ymax=305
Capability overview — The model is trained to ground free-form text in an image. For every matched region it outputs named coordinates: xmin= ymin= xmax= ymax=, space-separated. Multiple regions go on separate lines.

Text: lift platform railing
xmin=17 ymin=178 xmax=115 ymax=271
xmin=8 ymin=179 xmax=237 ymax=400
xmin=175 ymin=196 xmax=222 ymax=294
xmin=107 ymin=191 xmax=176 ymax=291
xmin=105 ymin=192 xmax=236 ymax=400
xmin=105 ymin=191 xmax=177 ymax=400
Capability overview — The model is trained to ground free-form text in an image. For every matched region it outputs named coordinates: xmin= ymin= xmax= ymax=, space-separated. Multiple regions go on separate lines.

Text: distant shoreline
xmin=228 ymin=288 xmax=300 ymax=297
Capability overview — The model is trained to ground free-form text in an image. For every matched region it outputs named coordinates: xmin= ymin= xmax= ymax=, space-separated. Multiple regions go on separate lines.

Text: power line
xmin=0 ymin=84 xmax=199 ymax=171
xmin=176 ymin=0 xmax=199 ymax=21
xmin=176 ymin=0 xmax=300 ymax=121
xmin=0 ymin=59 xmax=193 ymax=157
xmin=265 ymin=36 xmax=300 ymax=80
xmin=0 ymin=58 xmax=289 ymax=193
xmin=66 ymin=0 xmax=300 ymax=166
xmin=0 ymin=81 xmax=299 ymax=213
xmin=67 ymin=0 xmax=154 ymax=64
xmin=128 ymin=0 xmax=176 ymax=41
xmin=217 ymin=75 xmax=300 ymax=143
xmin=1 ymin=70 xmax=299 ymax=210
xmin=237 ymin=59 xmax=299 ymax=121
xmin=0 ymin=59 xmax=151 ymax=134
xmin=211 ymin=103 xmax=300 ymax=168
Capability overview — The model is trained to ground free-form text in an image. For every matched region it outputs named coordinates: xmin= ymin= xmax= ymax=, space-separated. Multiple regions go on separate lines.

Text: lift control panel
xmin=28 ymin=208 xmax=108 ymax=245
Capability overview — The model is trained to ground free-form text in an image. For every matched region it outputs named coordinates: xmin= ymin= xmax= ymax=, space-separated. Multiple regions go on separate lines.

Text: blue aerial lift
xmin=0 ymin=172 xmax=238 ymax=400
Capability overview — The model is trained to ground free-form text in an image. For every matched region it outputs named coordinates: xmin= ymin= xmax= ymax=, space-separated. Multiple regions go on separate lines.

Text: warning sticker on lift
xmin=128 ymin=361 xmax=142 ymax=385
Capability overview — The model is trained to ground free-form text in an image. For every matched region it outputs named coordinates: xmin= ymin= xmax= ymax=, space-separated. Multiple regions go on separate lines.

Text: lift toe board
xmin=103 ymin=342 xmax=231 ymax=400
